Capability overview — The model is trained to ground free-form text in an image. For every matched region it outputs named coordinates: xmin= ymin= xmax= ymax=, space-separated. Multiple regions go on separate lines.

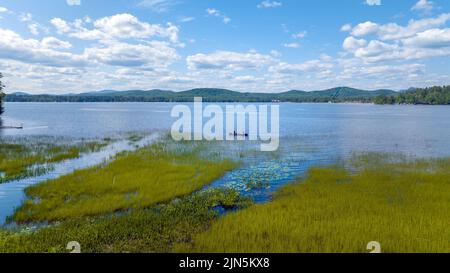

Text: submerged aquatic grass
xmin=0 ymin=189 xmax=251 ymax=253
xmin=178 ymin=154 xmax=450 ymax=253
xmin=12 ymin=141 xmax=238 ymax=223
xmin=0 ymin=138 xmax=109 ymax=183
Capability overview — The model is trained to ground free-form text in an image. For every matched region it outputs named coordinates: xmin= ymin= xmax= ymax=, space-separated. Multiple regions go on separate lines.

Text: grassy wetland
xmin=0 ymin=137 xmax=109 ymax=183
xmin=178 ymin=153 xmax=450 ymax=253
xmin=0 ymin=138 xmax=249 ymax=253
xmin=1 ymin=134 xmax=450 ymax=253
xmin=12 ymin=141 xmax=238 ymax=223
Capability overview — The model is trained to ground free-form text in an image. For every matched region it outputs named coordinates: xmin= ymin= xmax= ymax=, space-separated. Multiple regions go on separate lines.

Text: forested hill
xmin=5 ymin=87 xmax=397 ymax=103
xmin=374 ymin=86 xmax=450 ymax=105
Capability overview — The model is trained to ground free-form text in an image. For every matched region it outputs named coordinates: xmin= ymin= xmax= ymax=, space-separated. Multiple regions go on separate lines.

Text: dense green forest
xmin=374 ymin=86 xmax=450 ymax=105
xmin=5 ymin=87 xmax=396 ymax=103
xmin=0 ymin=73 xmax=5 ymax=115
xmin=5 ymin=85 xmax=450 ymax=105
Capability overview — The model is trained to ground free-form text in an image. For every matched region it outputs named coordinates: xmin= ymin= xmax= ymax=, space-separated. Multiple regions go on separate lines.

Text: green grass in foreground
xmin=12 ymin=141 xmax=238 ymax=223
xmin=0 ymin=140 xmax=108 ymax=183
xmin=177 ymin=154 xmax=450 ymax=253
xmin=0 ymin=189 xmax=251 ymax=253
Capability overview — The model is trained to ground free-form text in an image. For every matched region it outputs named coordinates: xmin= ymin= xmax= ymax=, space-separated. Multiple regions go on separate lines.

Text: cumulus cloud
xmin=351 ymin=21 xmax=379 ymax=36
xmin=51 ymin=18 xmax=71 ymax=34
xmin=28 ymin=23 xmax=40 ymax=35
xmin=84 ymin=41 xmax=179 ymax=68
xmin=187 ymin=51 xmax=274 ymax=70
xmin=0 ymin=28 xmax=86 ymax=67
xmin=340 ymin=24 xmax=352 ymax=32
xmin=257 ymin=1 xmax=282 ymax=9
xmin=350 ymin=13 xmax=450 ymax=40
xmin=51 ymin=13 xmax=180 ymax=44
xmin=412 ymin=0 xmax=433 ymax=12
xmin=343 ymin=36 xmax=368 ymax=51
xmin=403 ymin=28 xmax=450 ymax=48
xmin=343 ymin=13 xmax=450 ymax=64
xmin=41 ymin=37 xmax=72 ymax=49
xmin=0 ymin=7 xmax=8 ymax=13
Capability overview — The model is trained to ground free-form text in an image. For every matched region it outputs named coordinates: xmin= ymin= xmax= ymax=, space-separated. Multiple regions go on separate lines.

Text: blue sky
xmin=0 ymin=0 xmax=449 ymax=94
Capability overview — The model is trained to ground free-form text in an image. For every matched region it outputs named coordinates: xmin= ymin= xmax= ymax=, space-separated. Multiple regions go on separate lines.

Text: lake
xmin=2 ymin=102 xmax=450 ymax=157
xmin=1 ymin=102 xmax=450 ymax=224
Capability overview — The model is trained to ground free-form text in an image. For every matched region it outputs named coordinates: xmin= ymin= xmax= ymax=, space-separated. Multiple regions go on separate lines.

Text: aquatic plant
xmin=178 ymin=154 xmax=450 ymax=253
xmin=0 ymin=139 xmax=108 ymax=183
xmin=0 ymin=188 xmax=250 ymax=253
xmin=12 ymin=141 xmax=238 ymax=223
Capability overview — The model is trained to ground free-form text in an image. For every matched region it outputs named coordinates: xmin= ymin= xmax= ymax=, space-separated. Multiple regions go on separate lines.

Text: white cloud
xmin=0 ymin=28 xmax=86 ymax=67
xmin=41 ymin=37 xmax=72 ymax=49
xmin=351 ymin=21 xmax=379 ymax=36
xmin=137 ymin=0 xmax=177 ymax=12
xmin=412 ymin=0 xmax=433 ymax=12
xmin=51 ymin=18 xmax=71 ymax=34
xmin=206 ymin=8 xmax=231 ymax=24
xmin=19 ymin=13 xmax=32 ymax=22
xmin=67 ymin=0 xmax=81 ymax=6
xmin=257 ymin=1 xmax=282 ymax=9
xmin=403 ymin=28 xmax=450 ymax=48
xmin=340 ymin=24 xmax=352 ymax=32
xmin=365 ymin=0 xmax=381 ymax=6
xmin=270 ymin=50 xmax=282 ymax=57
xmin=94 ymin=13 xmax=179 ymax=42
xmin=84 ymin=41 xmax=179 ymax=68
xmin=292 ymin=31 xmax=307 ymax=39
xmin=269 ymin=60 xmax=333 ymax=75
xmin=343 ymin=13 xmax=450 ymax=64
xmin=0 ymin=7 xmax=8 ymax=13
xmin=187 ymin=51 xmax=274 ymax=70
xmin=53 ymin=14 xmax=180 ymax=44
xmin=234 ymin=75 xmax=258 ymax=83
xmin=283 ymin=42 xmax=300 ymax=48
xmin=343 ymin=37 xmax=368 ymax=51
xmin=28 ymin=23 xmax=40 ymax=35
xmin=353 ymin=40 xmax=399 ymax=58
xmin=179 ymin=16 xmax=195 ymax=23
xmin=350 ymin=13 xmax=450 ymax=40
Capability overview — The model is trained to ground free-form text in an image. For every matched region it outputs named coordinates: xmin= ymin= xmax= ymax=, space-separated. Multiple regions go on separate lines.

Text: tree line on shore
xmin=3 ymin=81 xmax=450 ymax=105
xmin=0 ymin=73 xmax=5 ymax=115
xmin=374 ymin=86 xmax=450 ymax=105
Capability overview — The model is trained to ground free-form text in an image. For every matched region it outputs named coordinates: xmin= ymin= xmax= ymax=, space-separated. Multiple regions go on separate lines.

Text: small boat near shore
xmin=0 ymin=124 xmax=23 ymax=130
xmin=229 ymin=131 xmax=249 ymax=138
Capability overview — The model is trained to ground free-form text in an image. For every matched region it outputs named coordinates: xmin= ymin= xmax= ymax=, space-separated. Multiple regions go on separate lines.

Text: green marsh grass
xmin=0 ymin=139 xmax=108 ymax=183
xmin=12 ymin=141 xmax=238 ymax=223
xmin=178 ymin=154 xmax=450 ymax=253
xmin=0 ymin=189 xmax=251 ymax=253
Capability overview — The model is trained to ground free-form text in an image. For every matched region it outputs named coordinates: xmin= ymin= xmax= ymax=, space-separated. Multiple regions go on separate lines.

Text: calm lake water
xmin=3 ymin=102 xmax=450 ymax=157
xmin=1 ymin=102 xmax=450 ymax=224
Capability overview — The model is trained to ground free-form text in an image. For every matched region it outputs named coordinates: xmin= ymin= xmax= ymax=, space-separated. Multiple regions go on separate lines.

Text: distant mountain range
xmin=5 ymin=87 xmax=398 ymax=103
